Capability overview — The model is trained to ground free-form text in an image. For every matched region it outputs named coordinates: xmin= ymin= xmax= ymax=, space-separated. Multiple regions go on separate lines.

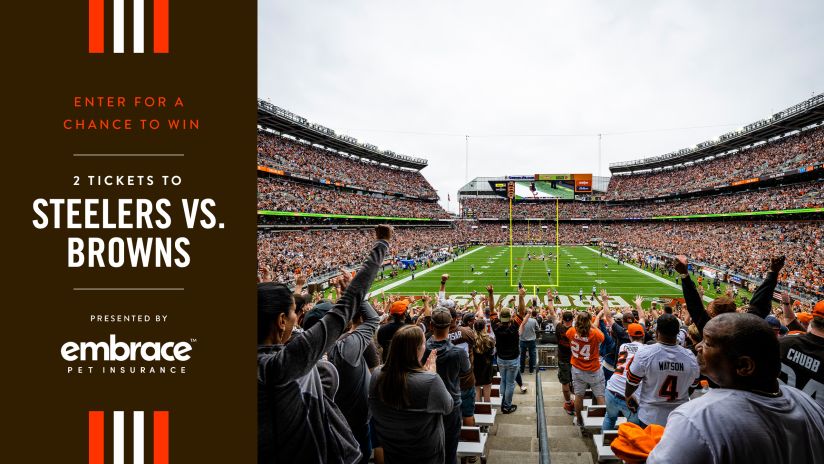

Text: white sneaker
xmin=521 ymin=385 xmax=528 ymax=393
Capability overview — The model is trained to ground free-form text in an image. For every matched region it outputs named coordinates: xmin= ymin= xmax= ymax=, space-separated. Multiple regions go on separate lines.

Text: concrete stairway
xmin=485 ymin=369 xmax=595 ymax=464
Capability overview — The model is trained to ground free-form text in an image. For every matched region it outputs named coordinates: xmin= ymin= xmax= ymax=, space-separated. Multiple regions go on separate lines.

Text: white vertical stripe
xmin=133 ymin=411 xmax=145 ymax=464
xmin=133 ymin=0 xmax=144 ymax=53
xmin=113 ymin=411 xmax=125 ymax=464
xmin=113 ymin=0 xmax=125 ymax=53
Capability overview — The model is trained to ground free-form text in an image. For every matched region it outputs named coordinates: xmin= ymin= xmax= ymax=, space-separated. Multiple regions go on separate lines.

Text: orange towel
xmin=610 ymin=422 xmax=665 ymax=464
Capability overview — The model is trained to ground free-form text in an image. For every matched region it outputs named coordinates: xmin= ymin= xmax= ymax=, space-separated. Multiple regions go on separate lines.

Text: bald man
xmin=647 ymin=313 xmax=824 ymax=464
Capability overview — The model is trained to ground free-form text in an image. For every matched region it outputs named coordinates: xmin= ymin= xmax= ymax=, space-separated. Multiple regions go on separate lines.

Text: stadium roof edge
xmin=609 ymin=93 xmax=824 ymax=174
xmin=257 ymin=99 xmax=429 ymax=170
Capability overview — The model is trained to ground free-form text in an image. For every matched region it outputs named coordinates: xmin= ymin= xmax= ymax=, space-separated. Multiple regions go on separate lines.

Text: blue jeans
xmin=603 ymin=389 xmax=639 ymax=431
xmin=519 ymin=339 xmax=537 ymax=373
xmin=498 ymin=357 xmax=519 ymax=410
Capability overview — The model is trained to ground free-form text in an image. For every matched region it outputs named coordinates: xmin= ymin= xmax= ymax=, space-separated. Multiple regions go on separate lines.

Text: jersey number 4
xmin=658 ymin=375 xmax=678 ymax=402
xmin=571 ymin=341 xmax=591 ymax=360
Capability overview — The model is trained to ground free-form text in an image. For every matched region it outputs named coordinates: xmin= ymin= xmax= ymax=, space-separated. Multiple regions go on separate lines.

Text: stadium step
xmin=482 ymin=370 xmax=596 ymax=464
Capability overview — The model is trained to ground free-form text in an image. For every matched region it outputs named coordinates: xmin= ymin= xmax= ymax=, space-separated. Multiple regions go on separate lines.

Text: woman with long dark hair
xmin=473 ymin=319 xmax=496 ymax=402
xmin=258 ymin=226 xmax=392 ymax=464
xmin=369 ymin=325 xmax=453 ymax=464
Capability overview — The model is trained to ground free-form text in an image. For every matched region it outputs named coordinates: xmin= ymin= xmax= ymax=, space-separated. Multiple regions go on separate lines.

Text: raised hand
xmin=673 ymin=255 xmax=689 ymax=275
xmin=770 ymin=256 xmax=786 ymax=273
xmin=423 ymin=349 xmax=438 ymax=372
xmin=257 ymin=265 xmax=273 ymax=283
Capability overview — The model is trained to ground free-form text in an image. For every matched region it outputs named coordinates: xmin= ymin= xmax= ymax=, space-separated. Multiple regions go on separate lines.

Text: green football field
xmin=366 ymin=245 xmax=734 ymax=310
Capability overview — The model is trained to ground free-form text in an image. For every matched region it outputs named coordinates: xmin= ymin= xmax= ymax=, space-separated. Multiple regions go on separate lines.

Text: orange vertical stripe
xmin=88 ymin=411 xmax=104 ymax=464
xmin=154 ymin=411 xmax=169 ymax=464
xmin=88 ymin=0 xmax=104 ymax=53
xmin=153 ymin=0 xmax=169 ymax=53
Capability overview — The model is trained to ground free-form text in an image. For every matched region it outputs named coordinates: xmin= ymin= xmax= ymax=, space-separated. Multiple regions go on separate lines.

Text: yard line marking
xmin=582 ymin=246 xmax=712 ymax=303
xmin=367 ymin=246 xmax=486 ymax=297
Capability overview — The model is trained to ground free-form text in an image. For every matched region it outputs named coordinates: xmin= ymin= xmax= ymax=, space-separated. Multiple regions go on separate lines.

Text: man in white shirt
xmin=602 ymin=323 xmax=646 ymax=430
xmin=625 ymin=314 xmax=699 ymax=427
xmin=647 ymin=313 xmax=824 ymax=464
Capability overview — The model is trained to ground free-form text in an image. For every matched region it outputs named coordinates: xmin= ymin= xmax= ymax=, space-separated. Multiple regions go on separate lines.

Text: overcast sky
xmin=259 ymin=0 xmax=824 ymax=212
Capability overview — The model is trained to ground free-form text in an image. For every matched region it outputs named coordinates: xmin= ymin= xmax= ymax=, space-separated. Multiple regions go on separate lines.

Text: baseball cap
xmin=390 ymin=299 xmax=410 ymax=315
xmin=614 ymin=312 xmax=624 ymax=321
xmin=765 ymin=315 xmax=788 ymax=335
xmin=814 ymin=300 xmax=824 ymax=318
xmin=302 ymin=301 xmax=334 ymax=330
xmin=431 ymin=308 xmax=453 ymax=328
xmin=797 ymin=312 xmax=814 ymax=324
xmin=439 ymin=299 xmax=456 ymax=310
xmin=462 ymin=312 xmax=476 ymax=326
xmin=499 ymin=308 xmax=512 ymax=323
xmin=562 ymin=311 xmax=574 ymax=322
xmin=627 ymin=323 xmax=645 ymax=338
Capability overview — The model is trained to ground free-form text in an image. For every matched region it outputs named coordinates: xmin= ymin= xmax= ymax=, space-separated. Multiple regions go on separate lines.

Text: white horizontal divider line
xmin=73 ymin=153 xmax=184 ymax=157
xmin=73 ymin=288 xmax=185 ymax=291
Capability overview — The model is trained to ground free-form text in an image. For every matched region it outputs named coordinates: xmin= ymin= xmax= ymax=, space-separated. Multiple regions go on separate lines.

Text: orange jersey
xmin=565 ymin=327 xmax=605 ymax=372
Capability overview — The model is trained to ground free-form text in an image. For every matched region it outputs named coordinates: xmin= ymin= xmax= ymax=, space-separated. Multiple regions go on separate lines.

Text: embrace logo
xmin=88 ymin=0 xmax=170 ymax=53
xmin=89 ymin=411 xmax=169 ymax=464
xmin=61 ymin=334 xmax=194 ymax=362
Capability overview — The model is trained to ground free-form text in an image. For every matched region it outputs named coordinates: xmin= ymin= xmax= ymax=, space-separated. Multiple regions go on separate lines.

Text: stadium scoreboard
xmin=489 ymin=173 xmax=593 ymax=199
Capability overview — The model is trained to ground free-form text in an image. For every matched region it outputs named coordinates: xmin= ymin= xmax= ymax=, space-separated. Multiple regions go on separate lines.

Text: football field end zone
xmin=582 ymin=245 xmax=713 ymax=303
xmin=367 ymin=246 xmax=487 ymax=298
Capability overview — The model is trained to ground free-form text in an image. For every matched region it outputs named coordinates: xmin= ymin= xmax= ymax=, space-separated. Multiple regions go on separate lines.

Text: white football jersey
xmin=606 ymin=341 xmax=645 ymax=395
xmin=626 ymin=343 xmax=700 ymax=426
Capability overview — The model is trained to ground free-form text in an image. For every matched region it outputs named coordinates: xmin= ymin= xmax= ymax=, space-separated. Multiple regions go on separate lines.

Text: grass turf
xmin=367 ymin=245 xmax=752 ymax=310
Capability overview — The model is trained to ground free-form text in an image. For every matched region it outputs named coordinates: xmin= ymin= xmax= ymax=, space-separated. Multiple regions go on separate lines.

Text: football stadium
xmin=256 ymin=3 xmax=824 ymax=464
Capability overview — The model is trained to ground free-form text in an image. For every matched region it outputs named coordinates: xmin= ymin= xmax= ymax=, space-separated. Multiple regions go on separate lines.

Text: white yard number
xmin=570 ymin=341 xmax=591 ymax=360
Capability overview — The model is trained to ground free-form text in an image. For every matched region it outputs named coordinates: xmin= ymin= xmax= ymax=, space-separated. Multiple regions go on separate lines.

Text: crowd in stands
xmin=258 ymin=132 xmax=438 ymax=199
xmin=606 ymin=126 xmax=824 ymax=200
xmin=462 ymin=179 xmax=823 ymax=219
xmin=257 ymin=227 xmax=464 ymax=284
xmin=258 ymin=178 xmax=449 ymax=219
xmin=258 ymin=225 xmax=824 ymax=464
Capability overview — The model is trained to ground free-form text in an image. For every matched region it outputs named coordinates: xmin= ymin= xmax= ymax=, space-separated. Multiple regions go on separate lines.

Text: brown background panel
xmin=5 ymin=0 xmax=257 ymax=462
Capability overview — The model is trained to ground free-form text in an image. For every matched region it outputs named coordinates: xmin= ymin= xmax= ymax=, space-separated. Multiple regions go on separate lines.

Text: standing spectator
xmin=625 ymin=314 xmax=700 ymax=427
xmin=378 ymin=299 xmax=410 ymax=362
xmin=779 ymin=299 xmax=824 ymax=408
xmin=602 ymin=323 xmax=646 ymax=430
xmin=556 ymin=309 xmax=576 ymax=415
xmin=257 ymin=225 xmax=391 ymax=464
xmin=427 ymin=308 xmax=471 ymax=464
xmin=369 ymin=325 xmax=453 ymax=464
xmin=490 ymin=285 xmax=521 ymax=414
xmin=303 ymin=298 xmax=380 ymax=464
xmin=519 ymin=308 xmax=539 ymax=375
xmin=566 ymin=311 xmax=606 ymax=427
xmin=473 ymin=319 xmax=496 ymax=403
xmin=647 ymin=313 xmax=824 ymax=464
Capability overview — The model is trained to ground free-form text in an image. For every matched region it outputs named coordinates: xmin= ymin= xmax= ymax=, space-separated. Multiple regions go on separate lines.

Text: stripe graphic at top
xmin=87 ymin=0 xmax=170 ymax=53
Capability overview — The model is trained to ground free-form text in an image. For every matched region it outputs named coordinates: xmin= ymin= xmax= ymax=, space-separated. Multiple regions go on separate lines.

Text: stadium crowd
xmin=258 ymin=225 xmax=824 ymax=464
xmin=257 ymin=227 xmax=464 ymax=284
xmin=258 ymin=132 xmax=438 ymax=199
xmin=606 ymin=126 xmax=824 ymax=200
xmin=462 ymin=179 xmax=823 ymax=219
xmin=258 ymin=178 xmax=449 ymax=219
